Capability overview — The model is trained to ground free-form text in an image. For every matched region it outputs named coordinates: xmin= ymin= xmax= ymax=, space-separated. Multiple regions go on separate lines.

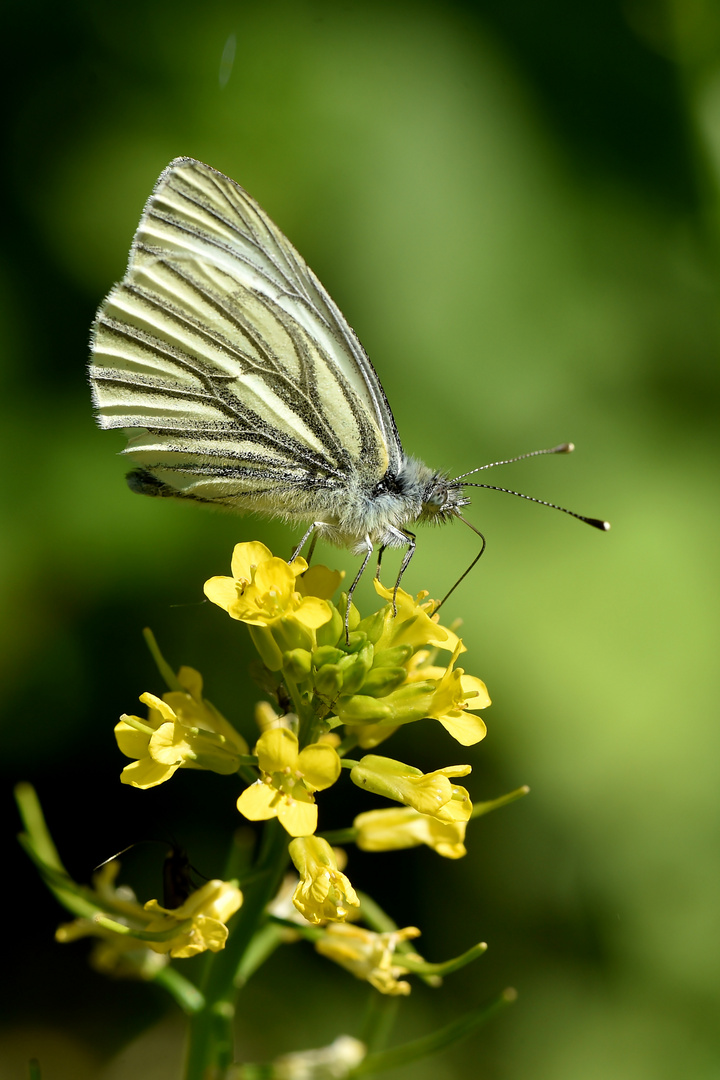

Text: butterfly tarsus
xmin=345 ymin=538 xmax=374 ymax=642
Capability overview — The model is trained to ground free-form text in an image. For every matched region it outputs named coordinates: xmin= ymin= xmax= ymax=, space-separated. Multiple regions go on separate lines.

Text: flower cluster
xmin=20 ymin=539 xmax=522 ymax=1027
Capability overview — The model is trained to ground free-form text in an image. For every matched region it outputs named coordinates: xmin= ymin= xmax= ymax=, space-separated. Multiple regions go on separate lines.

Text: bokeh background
xmin=3 ymin=1 xmax=720 ymax=1077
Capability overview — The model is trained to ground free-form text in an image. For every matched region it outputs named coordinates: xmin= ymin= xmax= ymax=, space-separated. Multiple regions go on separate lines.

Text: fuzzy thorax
xmin=323 ymin=456 xmax=469 ymax=553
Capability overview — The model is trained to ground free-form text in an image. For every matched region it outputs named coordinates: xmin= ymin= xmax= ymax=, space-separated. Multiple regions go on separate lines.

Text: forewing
xmin=89 ymin=157 xmax=403 ymax=508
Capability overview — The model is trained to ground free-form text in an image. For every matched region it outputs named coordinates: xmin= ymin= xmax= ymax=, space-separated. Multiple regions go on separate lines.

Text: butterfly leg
xmin=291 ymin=521 xmax=326 ymax=563
xmin=344 ymin=536 xmax=374 ymax=642
xmin=385 ymin=528 xmax=416 ymax=616
xmin=374 ymin=545 xmax=387 ymax=580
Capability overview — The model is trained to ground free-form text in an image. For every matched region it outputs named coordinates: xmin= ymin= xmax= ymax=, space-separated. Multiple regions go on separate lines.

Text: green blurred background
xmin=3 ymin=0 xmax=720 ymax=1076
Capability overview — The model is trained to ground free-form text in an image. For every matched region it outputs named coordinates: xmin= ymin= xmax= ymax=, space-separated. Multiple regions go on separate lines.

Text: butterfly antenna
xmin=453 ymin=442 xmax=576 ymax=482
xmin=433 ymin=514 xmax=487 ymax=614
xmin=461 ymin=482 xmax=610 ymax=530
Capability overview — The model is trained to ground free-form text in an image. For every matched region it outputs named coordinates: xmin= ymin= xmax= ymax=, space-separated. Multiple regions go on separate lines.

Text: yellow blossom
xmin=315 ymin=922 xmax=421 ymax=995
xmin=350 ymin=755 xmax=472 ymax=819
xmin=372 ymin=580 xmax=464 ymax=653
xmin=115 ymin=670 xmax=248 ymax=789
xmin=237 ymin=728 xmax=341 ymax=837
xmin=354 ymin=806 xmax=469 ymax=859
xmin=143 ymin=879 xmax=243 ymax=958
xmin=55 ymin=861 xmax=169 ymax=979
xmin=334 ymin=643 xmax=490 ymax=746
xmin=289 ymin=836 xmax=360 ymax=924
xmin=203 ymin=541 xmax=332 ymax=630
xmin=423 ymin=643 xmax=490 ymax=744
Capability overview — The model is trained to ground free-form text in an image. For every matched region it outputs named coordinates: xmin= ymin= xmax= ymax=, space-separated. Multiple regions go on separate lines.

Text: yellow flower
xmin=335 ymin=643 xmax=490 ymax=746
xmin=56 ymin=861 xmax=169 ymax=980
xmin=315 ymin=923 xmax=421 ymax=995
xmin=423 ymin=643 xmax=491 ymax=744
xmin=353 ymin=806 xmax=469 ymax=859
xmin=372 ymin=580 xmax=464 ymax=653
xmin=289 ymin=836 xmax=360 ymax=924
xmin=115 ymin=670 xmax=248 ymax=789
xmin=204 ymin=541 xmax=332 ymax=630
xmin=237 ymin=728 xmax=341 ymax=837
xmin=350 ymin=755 xmax=473 ymax=819
xmin=143 ymin=879 xmax=243 ymax=958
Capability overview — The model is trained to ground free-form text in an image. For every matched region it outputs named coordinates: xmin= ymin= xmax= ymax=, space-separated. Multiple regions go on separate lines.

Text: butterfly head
xmin=389 ymin=457 xmax=470 ymax=528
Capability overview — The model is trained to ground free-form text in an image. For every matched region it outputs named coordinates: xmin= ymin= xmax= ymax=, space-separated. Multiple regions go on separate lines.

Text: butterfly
xmin=89 ymin=158 xmax=608 ymax=623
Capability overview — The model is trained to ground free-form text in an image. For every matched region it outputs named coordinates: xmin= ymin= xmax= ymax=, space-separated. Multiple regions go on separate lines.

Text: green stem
xmin=351 ymin=988 xmax=517 ymax=1075
xmin=154 ymin=966 xmax=206 ymax=1014
xmin=182 ymin=820 xmax=290 ymax=1080
xmin=470 ymin=785 xmax=529 ymax=819
xmin=143 ymin=628 xmax=185 ymax=691
xmin=320 ymin=826 xmax=358 ymax=845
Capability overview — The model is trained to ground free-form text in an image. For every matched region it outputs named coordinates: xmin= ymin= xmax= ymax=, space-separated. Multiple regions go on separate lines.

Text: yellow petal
xmin=230 ymin=540 xmax=273 ymax=582
xmin=296 ymin=744 xmax=341 ymax=791
xmin=296 ymin=565 xmax=344 ymax=599
xmin=114 ymin=719 xmax=151 ymax=760
xmin=237 ymin=782 xmax=279 ymax=821
xmin=436 ymin=712 xmax=487 ymax=746
xmin=278 ymin=792 xmax=318 ymax=837
xmin=256 ymin=727 xmax=299 ymax=773
xmin=148 ymin=722 xmax=190 ymax=765
xmin=253 ymin=558 xmax=296 ymax=602
xmin=120 ymin=757 xmax=179 ymax=789
xmin=292 ymin=596 xmax=333 ymax=629
xmin=177 ymin=666 xmax=203 ymax=698
xmin=460 ymin=674 xmax=491 ymax=710
xmin=139 ymin=692 xmax=177 ymax=723
xmin=203 ymin=575 xmax=241 ymax=613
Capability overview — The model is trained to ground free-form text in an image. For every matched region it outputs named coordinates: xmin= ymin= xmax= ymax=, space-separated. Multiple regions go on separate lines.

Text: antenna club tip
xmin=602 ymin=521 xmax=611 ymax=531
xmin=562 ymin=442 xmax=575 ymax=453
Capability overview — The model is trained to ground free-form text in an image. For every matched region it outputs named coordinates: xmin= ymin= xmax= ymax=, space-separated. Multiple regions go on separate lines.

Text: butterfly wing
xmin=89 ymin=157 xmax=404 ymax=514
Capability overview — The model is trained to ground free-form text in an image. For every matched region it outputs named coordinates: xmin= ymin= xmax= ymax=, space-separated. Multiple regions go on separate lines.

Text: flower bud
xmin=315 ymin=605 xmax=344 ymax=648
xmin=335 ymin=643 xmax=374 ymax=695
xmin=282 ymin=648 xmax=313 ymax=681
xmin=314 ymin=664 xmax=344 ymax=698
xmin=313 ymin=645 xmax=346 ymax=668
xmin=358 ymin=666 xmax=408 ymax=698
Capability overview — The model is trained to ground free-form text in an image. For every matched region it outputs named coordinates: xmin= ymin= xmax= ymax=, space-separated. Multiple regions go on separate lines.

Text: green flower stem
xmin=15 ymin=783 xmax=66 ymax=873
xmin=183 ymin=819 xmax=290 ymax=1080
xmin=143 ymin=628 xmax=185 ymax=691
xmin=340 ymin=758 xmax=361 ymax=769
xmin=336 ymin=733 xmax=360 ymax=756
xmin=266 ymin=914 xmax=323 ymax=942
xmin=470 ymin=785 xmax=530 ymax=819
xmin=154 ymin=966 xmax=206 ymax=1014
xmin=359 ymin=990 xmax=400 ymax=1055
xmin=234 ymin=922 xmax=287 ymax=988
xmin=356 ymin=890 xmax=397 ymax=934
xmin=401 ymin=940 xmax=487 ymax=977
xmin=350 ymin=988 xmax=518 ymax=1076
xmin=95 ymin=914 xmax=194 ymax=942
xmin=319 ymin=827 xmax=358 ymax=845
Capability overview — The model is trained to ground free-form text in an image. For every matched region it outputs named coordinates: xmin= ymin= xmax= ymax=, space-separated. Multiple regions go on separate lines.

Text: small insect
xmin=94 ymin=841 xmax=200 ymax=909
xmin=89 ymin=158 xmax=608 ymax=622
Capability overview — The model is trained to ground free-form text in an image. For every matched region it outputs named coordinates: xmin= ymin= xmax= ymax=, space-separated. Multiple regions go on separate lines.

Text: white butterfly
xmin=89 ymin=158 xmax=607 ymax=616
